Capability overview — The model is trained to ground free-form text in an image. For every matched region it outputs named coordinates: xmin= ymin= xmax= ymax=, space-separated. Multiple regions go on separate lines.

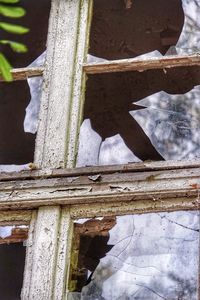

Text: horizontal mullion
xmin=83 ymin=54 xmax=200 ymax=74
xmin=0 ymin=166 xmax=199 ymax=211
xmin=0 ymin=210 xmax=32 ymax=225
xmin=0 ymin=66 xmax=44 ymax=82
xmin=1 ymin=159 xmax=200 ymax=182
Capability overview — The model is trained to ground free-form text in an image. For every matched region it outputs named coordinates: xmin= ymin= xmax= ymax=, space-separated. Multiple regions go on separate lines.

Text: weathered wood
xmin=21 ymin=211 xmax=37 ymax=300
xmin=66 ymin=0 xmax=93 ymax=167
xmin=1 ymin=159 xmax=200 ymax=182
xmin=53 ymin=208 xmax=74 ymax=300
xmin=35 ymin=0 xmax=90 ymax=169
xmin=70 ymin=197 xmax=199 ymax=219
xmin=21 ymin=208 xmax=74 ymax=300
xmin=83 ymin=54 xmax=200 ymax=74
xmin=22 ymin=1 xmax=92 ymax=299
xmin=69 ymin=217 xmax=116 ymax=291
xmin=0 ymin=167 xmax=199 ymax=211
xmin=75 ymin=217 xmax=116 ymax=236
xmin=28 ymin=207 xmax=61 ymax=300
xmin=0 ymin=67 xmax=44 ymax=82
xmin=0 ymin=227 xmax=28 ymax=244
xmin=0 ymin=210 xmax=32 ymax=225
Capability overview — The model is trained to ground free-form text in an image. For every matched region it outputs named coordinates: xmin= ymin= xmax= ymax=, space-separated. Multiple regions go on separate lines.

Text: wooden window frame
xmin=0 ymin=0 xmax=200 ymax=299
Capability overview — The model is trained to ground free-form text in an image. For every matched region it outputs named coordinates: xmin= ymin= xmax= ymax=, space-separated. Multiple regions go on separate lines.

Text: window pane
xmin=88 ymin=0 xmax=200 ymax=61
xmin=68 ymin=211 xmax=200 ymax=300
xmin=0 ymin=225 xmax=28 ymax=300
xmin=0 ymin=77 xmax=42 ymax=170
xmin=77 ymin=65 xmax=200 ymax=166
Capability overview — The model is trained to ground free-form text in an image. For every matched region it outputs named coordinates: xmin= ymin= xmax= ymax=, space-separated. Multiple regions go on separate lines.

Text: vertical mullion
xmin=53 ymin=208 xmax=74 ymax=300
xmin=66 ymin=0 xmax=93 ymax=168
xmin=28 ymin=206 xmax=61 ymax=300
xmin=26 ymin=0 xmax=93 ymax=299
xmin=34 ymin=0 xmax=61 ymax=168
xmin=21 ymin=211 xmax=37 ymax=300
xmin=35 ymin=0 xmax=82 ymax=169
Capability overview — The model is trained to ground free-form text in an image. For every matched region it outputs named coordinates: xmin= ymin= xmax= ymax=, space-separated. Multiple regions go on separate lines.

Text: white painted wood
xmin=0 ymin=167 xmax=199 ymax=211
xmin=34 ymin=0 xmax=61 ymax=168
xmin=35 ymin=0 xmax=88 ymax=169
xmin=53 ymin=208 xmax=74 ymax=300
xmin=21 ymin=211 xmax=37 ymax=300
xmin=24 ymin=0 xmax=93 ymax=300
xmin=66 ymin=0 xmax=93 ymax=168
xmin=0 ymin=210 xmax=32 ymax=225
xmin=21 ymin=208 xmax=74 ymax=300
xmin=26 ymin=0 xmax=92 ymax=299
xmin=28 ymin=206 xmax=61 ymax=300
xmin=69 ymin=196 xmax=199 ymax=218
xmin=16 ymin=0 xmax=200 ymax=298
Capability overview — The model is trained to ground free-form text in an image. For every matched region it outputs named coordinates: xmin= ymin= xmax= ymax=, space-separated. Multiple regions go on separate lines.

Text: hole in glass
xmin=0 ymin=225 xmax=28 ymax=300
xmin=89 ymin=0 xmax=200 ymax=60
xmin=69 ymin=211 xmax=200 ymax=300
xmin=0 ymin=78 xmax=42 ymax=169
xmin=77 ymin=65 xmax=200 ymax=166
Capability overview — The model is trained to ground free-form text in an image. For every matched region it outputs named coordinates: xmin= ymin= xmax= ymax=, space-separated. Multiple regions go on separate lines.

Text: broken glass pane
xmin=24 ymin=52 xmax=45 ymax=134
xmin=0 ymin=81 xmax=36 ymax=166
xmin=89 ymin=0 xmax=200 ymax=61
xmin=175 ymin=0 xmax=200 ymax=55
xmin=0 ymin=243 xmax=26 ymax=300
xmin=0 ymin=52 xmax=44 ymax=172
xmin=132 ymin=85 xmax=200 ymax=160
xmin=69 ymin=211 xmax=200 ymax=300
xmin=0 ymin=225 xmax=28 ymax=300
xmin=77 ymin=65 xmax=200 ymax=166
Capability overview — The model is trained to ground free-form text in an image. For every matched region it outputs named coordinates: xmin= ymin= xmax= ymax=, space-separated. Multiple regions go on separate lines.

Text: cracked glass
xmin=77 ymin=0 xmax=200 ymax=166
xmin=68 ymin=211 xmax=200 ymax=300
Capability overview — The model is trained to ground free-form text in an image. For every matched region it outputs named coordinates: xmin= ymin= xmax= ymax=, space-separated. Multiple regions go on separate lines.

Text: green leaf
xmin=0 ymin=5 xmax=25 ymax=18
xmin=0 ymin=40 xmax=27 ymax=52
xmin=0 ymin=22 xmax=29 ymax=34
xmin=0 ymin=52 xmax=12 ymax=81
xmin=0 ymin=0 xmax=19 ymax=3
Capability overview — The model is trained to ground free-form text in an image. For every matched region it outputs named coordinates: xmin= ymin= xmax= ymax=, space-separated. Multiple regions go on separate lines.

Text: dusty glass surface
xmin=69 ymin=211 xmax=200 ymax=300
xmin=132 ymin=85 xmax=200 ymax=160
xmin=175 ymin=0 xmax=200 ymax=55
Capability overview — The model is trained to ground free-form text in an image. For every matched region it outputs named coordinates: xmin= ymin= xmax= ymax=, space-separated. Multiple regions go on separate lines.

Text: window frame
xmin=0 ymin=0 xmax=200 ymax=299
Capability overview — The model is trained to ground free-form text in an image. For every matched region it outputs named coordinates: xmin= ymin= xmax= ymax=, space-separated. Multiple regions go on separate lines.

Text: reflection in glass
xmin=133 ymin=85 xmax=200 ymax=160
xmin=175 ymin=0 xmax=200 ymax=55
xmin=69 ymin=211 xmax=200 ymax=300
